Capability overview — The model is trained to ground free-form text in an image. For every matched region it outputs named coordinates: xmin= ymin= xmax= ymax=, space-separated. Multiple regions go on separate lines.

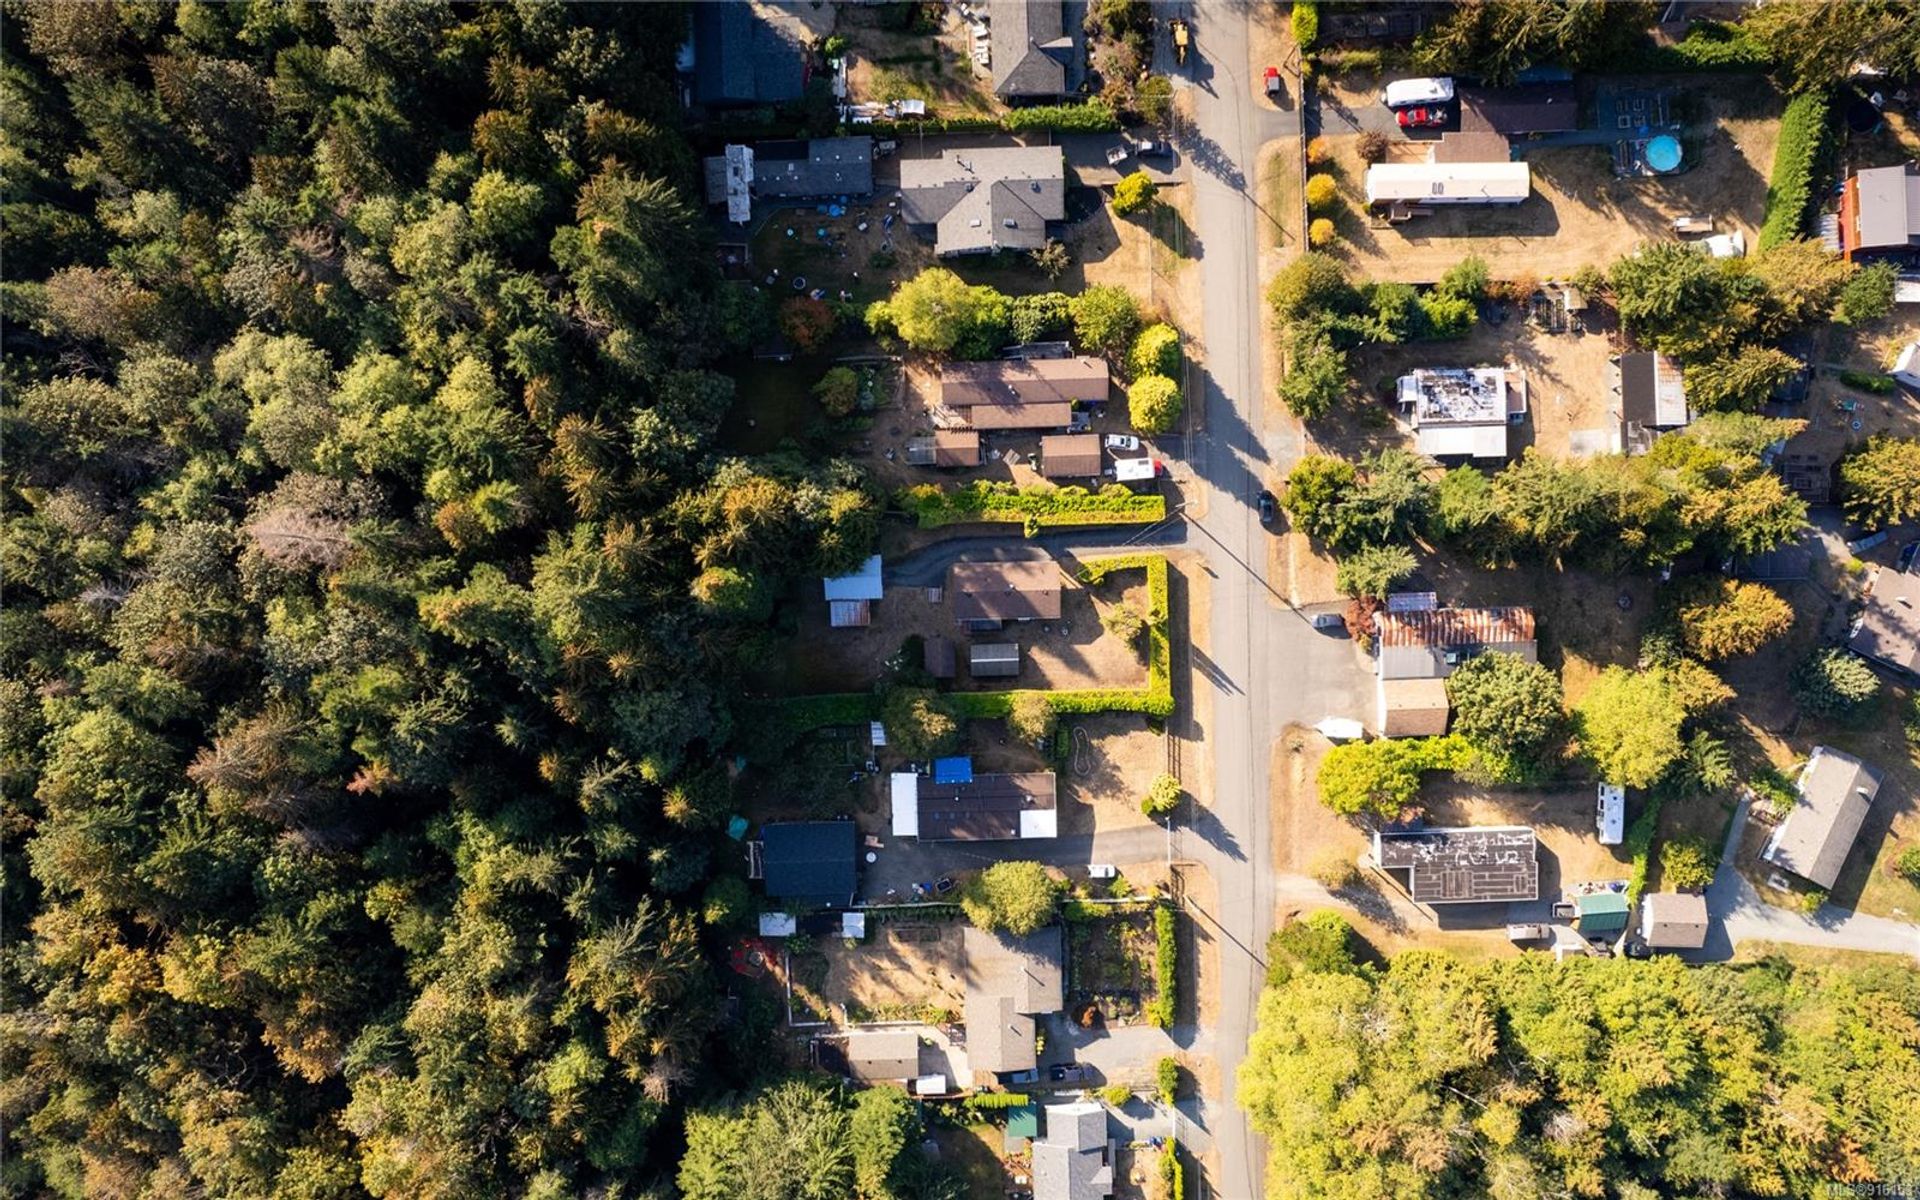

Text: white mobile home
xmin=1365 ymin=161 xmax=1531 ymax=206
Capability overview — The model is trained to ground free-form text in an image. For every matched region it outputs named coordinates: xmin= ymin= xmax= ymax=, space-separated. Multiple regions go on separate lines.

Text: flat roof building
xmin=1398 ymin=367 xmax=1528 ymax=459
xmin=948 ymin=561 xmax=1063 ymax=624
xmin=1374 ymin=826 xmax=1539 ymax=903
xmin=1379 ymin=676 xmax=1450 ymax=738
xmin=969 ymin=642 xmax=1022 ymax=679
xmin=890 ymin=770 xmax=1058 ymax=840
xmin=1763 ymin=746 xmax=1882 ymax=890
xmin=901 ymin=146 xmax=1067 ymax=255
xmin=1365 ymin=161 xmax=1531 ymax=206
xmin=924 ymin=635 xmax=958 ymax=679
xmin=1848 ymin=567 xmax=1920 ymax=675
xmin=1610 ymin=351 xmax=1690 ymax=455
xmin=1841 ymin=163 xmax=1920 ymax=260
xmin=1040 ymin=433 xmax=1103 ymax=478
xmin=1639 ymin=891 xmax=1710 ymax=950
xmin=824 ymin=554 xmax=885 ymax=628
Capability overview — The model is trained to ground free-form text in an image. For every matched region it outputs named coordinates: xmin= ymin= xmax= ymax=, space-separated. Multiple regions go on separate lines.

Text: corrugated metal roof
xmin=1376 ymin=607 xmax=1535 ymax=649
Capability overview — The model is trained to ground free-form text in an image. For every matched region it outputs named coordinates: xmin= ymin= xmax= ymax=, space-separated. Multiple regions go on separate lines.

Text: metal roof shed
xmin=1574 ymin=891 xmax=1631 ymax=934
xmin=970 ymin=642 xmax=1022 ymax=678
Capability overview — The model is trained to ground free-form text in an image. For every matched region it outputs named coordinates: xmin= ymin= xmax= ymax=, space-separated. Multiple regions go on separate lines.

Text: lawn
xmin=928 ymin=1124 xmax=1013 ymax=1198
xmin=717 ymin=361 xmax=829 ymax=455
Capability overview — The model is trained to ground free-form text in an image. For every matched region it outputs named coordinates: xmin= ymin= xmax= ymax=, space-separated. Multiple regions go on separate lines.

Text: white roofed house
xmin=1398 ymin=367 xmax=1527 ymax=461
xmin=1365 ymin=161 xmax=1531 ymax=207
xmin=824 ymin=554 xmax=884 ymax=627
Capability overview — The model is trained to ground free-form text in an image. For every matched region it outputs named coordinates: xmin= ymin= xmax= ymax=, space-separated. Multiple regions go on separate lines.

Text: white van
xmin=1381 ymin=77 xmax=1455 ymax=109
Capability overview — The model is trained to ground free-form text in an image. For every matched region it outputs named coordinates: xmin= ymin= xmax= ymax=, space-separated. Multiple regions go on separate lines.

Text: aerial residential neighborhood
xmin=5 ymin=2 xmax=1920 ymax=1200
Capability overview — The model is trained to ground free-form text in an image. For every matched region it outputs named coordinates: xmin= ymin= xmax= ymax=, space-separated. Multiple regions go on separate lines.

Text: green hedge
xmin=1759 ymin=91 xmax=1832 ymax=250
xmin=1161 ymin=1137 xmax=1185 ymax=1200
xmin=856 ymin=99 xmax=1118 ymax=138
xmin=1147 ymin=903 xmax=1177 ymax=1029
xmin=1623 ymin=794 xmax=1666 ymax=907
xmin=896 ymin=481 xmax=1166 ymax=533
xmin=1615 ymin=22 xmax=1771 ymax=74
xmin=770 ymin=554 xmax=1175 ymax=735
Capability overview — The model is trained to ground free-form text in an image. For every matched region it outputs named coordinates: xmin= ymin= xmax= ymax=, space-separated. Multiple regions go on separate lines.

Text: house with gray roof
xmin=1032 ymin=1102 xmax=1115 ymax=1200
xmin=900 ymin=146 xmax=1066 ymax=256
xmin=990 ymin=1 xmax=1085 ymax=99
xmin=1609 ymin=351 xmax=1690 ymax=455
xmin=690 ymin=1 xmax=810 ymax=107
xmin=1849 ymin=567 xmax=1920 ymax=675
xmin=1841 ymin=162 xmax=1920 ymax=261
xmin=961 ymin=925 xmax=1064 ymax=1082
xmin=1762 ymin=746 xmax=1882 ymax=890
xmin=703 ymin=138 xmax=875 ymax=221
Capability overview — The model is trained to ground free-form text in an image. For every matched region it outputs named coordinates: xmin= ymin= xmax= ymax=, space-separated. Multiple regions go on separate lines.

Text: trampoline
xmin=1645 ymin=135 xmax=1682 ymax=173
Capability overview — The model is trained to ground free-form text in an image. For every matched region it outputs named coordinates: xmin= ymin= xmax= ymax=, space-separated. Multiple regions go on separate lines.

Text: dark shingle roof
xmin=693 ymin=2 xmax=807 ymax=106
xmin=760 ymin=821 xmax=856 ymax=906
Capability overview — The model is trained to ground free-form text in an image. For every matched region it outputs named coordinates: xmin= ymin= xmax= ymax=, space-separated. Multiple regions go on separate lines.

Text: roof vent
xmin=1003 ymin=219 xmax=1018 ymax=228
xmin=1030 ymin=180 xmax=1042 ymax=192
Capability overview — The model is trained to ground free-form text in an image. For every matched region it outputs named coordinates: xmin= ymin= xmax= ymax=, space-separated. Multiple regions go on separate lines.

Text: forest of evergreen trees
xmin=0 ymin=4 xmax=883 ymax=1195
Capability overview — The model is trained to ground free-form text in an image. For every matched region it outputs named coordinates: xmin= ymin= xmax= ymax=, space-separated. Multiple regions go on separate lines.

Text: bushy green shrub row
xmin=1623 ymin=794 xmax=1666 ymax=907
xmin=1615 ymin=22 xmax=1771 ymax=73
xmin=1759 ymin=91 xmax=1832 ymax=250
xmin=895 ymin=482 xmax=1166 ymax=532
xmin=1839 ymin=369 xmax=1896 ymax=394
xmin=1147 ymin=903 xmax=1177 ymax=1029
xmin=858 ymin=100 xmax=1119 ymax=138
xmin=1162 ymin=1137 xmax=1185 ymax=1199
xmin=1078 ymin=554 xmax=1173 ymax=706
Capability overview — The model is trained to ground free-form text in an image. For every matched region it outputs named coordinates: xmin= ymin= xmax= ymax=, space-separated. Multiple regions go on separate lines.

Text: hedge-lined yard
xmin=896 ymin=482 xmax=1167 ymax=534
xmin=1147 ymin=903 xmax=1177 ymax=1029
xmin=855 ymin=98 xmax=1119 ymax=139
xmin=1759 ymin=91 xmax=1832 ymax=249
xmin=766 ymin=554 xmax=1177 ymax=733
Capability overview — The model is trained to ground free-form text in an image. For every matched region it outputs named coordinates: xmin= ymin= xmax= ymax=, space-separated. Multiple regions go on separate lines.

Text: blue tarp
xmin=933 ymin=756 xmax=974 ymax=785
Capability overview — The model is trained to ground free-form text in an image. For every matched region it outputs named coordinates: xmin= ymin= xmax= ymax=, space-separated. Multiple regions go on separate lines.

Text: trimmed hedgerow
xmin=1147 ymin=903 xmax=1178 ymax=1029
xmin=1759 ymin=91 xmax=1832 ymax=250
xmin=895 ymin=481 xmax=1166 ymax=533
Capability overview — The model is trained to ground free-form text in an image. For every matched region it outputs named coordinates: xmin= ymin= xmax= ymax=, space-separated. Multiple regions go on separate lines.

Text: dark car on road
xmin=1257 ymin=490 xmax=1277 ymax=526
xmin=1396 ymin=106 xmax=1447 ymax=129
xmin=1048 ymin=1063 xmax=1092 ymax=1083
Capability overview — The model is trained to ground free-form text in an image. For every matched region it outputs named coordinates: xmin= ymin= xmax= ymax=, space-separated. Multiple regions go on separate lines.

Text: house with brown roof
xmin=907 ymin=429 xmax=984 ymax=467
xmin=940 ymin=357 xmax=1109 ymax=423
xmin=1638 ymin=891 xmax=1709 ymax=951
xmin=889 ymin=768 xmax=1058 ymax=840
xmin=1040 ymin=433 xmax=1102 ymax=479
xmin=1762 ymin=746 xmax=1882 ymax=890
xmin=900 ymin=146 xmax=1067 ymax=256
xmin=948 ymin=560 xmax=1063 ymax=625
xmin=1374 ymin=607 xmax=1535 ymax=738
xmin=961 ymin=925 xmax=1064 ymax=1082
xmin=1849 ymin=567 xmax=1920 ymax=675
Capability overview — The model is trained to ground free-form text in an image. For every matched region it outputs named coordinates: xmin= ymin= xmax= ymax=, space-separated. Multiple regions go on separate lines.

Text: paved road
xmin=1691 ymin=801 xmax=1920 ymax=962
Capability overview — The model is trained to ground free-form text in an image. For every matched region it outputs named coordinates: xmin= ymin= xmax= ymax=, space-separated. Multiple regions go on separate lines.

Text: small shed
xmin=759 ymin=912 xmax=797 ymax=937
xmin=1039 ymin=433 xmax=1102 ymax=479
xmin=1639 ymin=891 xmax=1709 ymax=950
xmin=825 ymin=555 xmax=885 ymax=628
xmin=970 ymin=642 xmax=1022 ymax=678
xmin=1574 ymin=891 xmax=1631 ymax=936
xmin=1379 ymin=677 xmax=1450 ymax=737
xmin=924 ymin=635 xmax=957 ymax=679
xmin=845 ymin=1029 xmax=920 ymax=1083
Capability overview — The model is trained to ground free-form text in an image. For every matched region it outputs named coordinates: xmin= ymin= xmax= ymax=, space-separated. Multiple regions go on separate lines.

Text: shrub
xmin=1160 ymin=1139 xmax=1185 ymax=1200
xmin=1790 ymin=648 xmax=1879 ymax=718
xmin=1265 ymin=910 xmax=1357 ymax=987
xmin=1008 ymin=692 xmax=1057 ymax=744
xmin=1136 ymin=76 xmax=1173 ymax=124
xmin=1291 ymin=0 xmax=1319 ymax=49
xmin=1268 ymin=252 xmax=1356 ymax=322
xmin=1147 ymin=904 xmax=1177 ymax=1028
xmin=1623 ymin=794 xmax=1665 ymax=906
xmin=1835 ymin=261 xmax=1898 ymax=326
xmin=1099 ymin=1083 xmax=1133 ymax=1107
xmin=1660 ymin=835 xmax=1718 ymax=891
xmin=1140 ymin=772 xmax=1182 ymax=817
xmin=1317 ymin=736 xmax=1472 ymax=820
xmin=1615 ymin=21 xmax=1771 ymax=73
xmin=1305 ymin=136 xmax=1331 ymax=166
xmin=1011 ymin=291 xmax=1073 ymax=342
xmin=895 ymin=481 xmax=1165 ymax=531
xmin=1101 ymin=602 xmax=1148 ymax=652
xmin=1356 ymin=130 xmax=1389 ymax=163
xmin=1129 ymin=373 xmax=1183 ymax=435
xmin=1672 ymin=577 xmax=1794 ymax=661
xmin=1030 ymin=240 xmax=1071 ymax=282
xmin=1895 ymin=845 xmax=1920 ymax=884
xmin=1324 ymin=48 xmax=1386 ymax=76
xmin=879 ymin=686 xmax=961 ymax=760
xmin=812 ymin=365 xmax=861 ymax=417
xmin=1435 ymin=255 xmax=1489 ymax=302
xmin=1759 ymin=91 xmax=1832 ymax=250
xmin=1839 ymin=369 xmax=1896 ymax=394
xmin=1156 ymin=1056 xmax=1179 ymax=1105
xmin=1416 ymin=293 xmax=1476 ymax=338
xmin=1308 ymin=218 xmax=1337 ymax=248
xmin=1003 ymin=98 xmax=1121 ymax=133
xmin=1129 ymin=323 xmax=1182 ymax=379
xmin=780 ymin=296 xmax=839 ymax=353
xmin=1750 ymin=765 xmax=1798 ymax=818
xmin=1112 ymin=170 xmax=1159 ymax=216
xmin=1305 ymin=174 xmax=1338 ymax=211
xmin=1071 ymin=284 xmax=1142 ymax=355
xmin=1334 ymin=543 xmax=1416 ymax=599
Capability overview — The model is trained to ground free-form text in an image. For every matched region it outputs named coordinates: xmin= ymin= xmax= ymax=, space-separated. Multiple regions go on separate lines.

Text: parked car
xmin=1257 ymin=490 xmax=1277 ymax=526
xmin=1006 ymin=1068 xmax=1040 ymax=1085
xmin=1506 ymin=923 xmax=1551 ymax=942
xmin=1088 ymin=864 xmax=1118 ymax=879
xmin=1264 ymin=66 xmax=1282 ymax=99
xmin=1311 ymin=611 xmax=1346 ymax=634
xmin=1048 ymin=1063 xmax=1092 ymax=1083
xmin=1381 ymin=76 xmax=1455 ymax=108
xmin=1105 ymin=434 xmax=1141 ymax=451
xmin=1396 ymin=105 xmax=1446 ymax=129
xmin=1900 ymin=540 xmax=1919 ymax=573
xmin=1130 ymin=135 xmax=1170 ymax=157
